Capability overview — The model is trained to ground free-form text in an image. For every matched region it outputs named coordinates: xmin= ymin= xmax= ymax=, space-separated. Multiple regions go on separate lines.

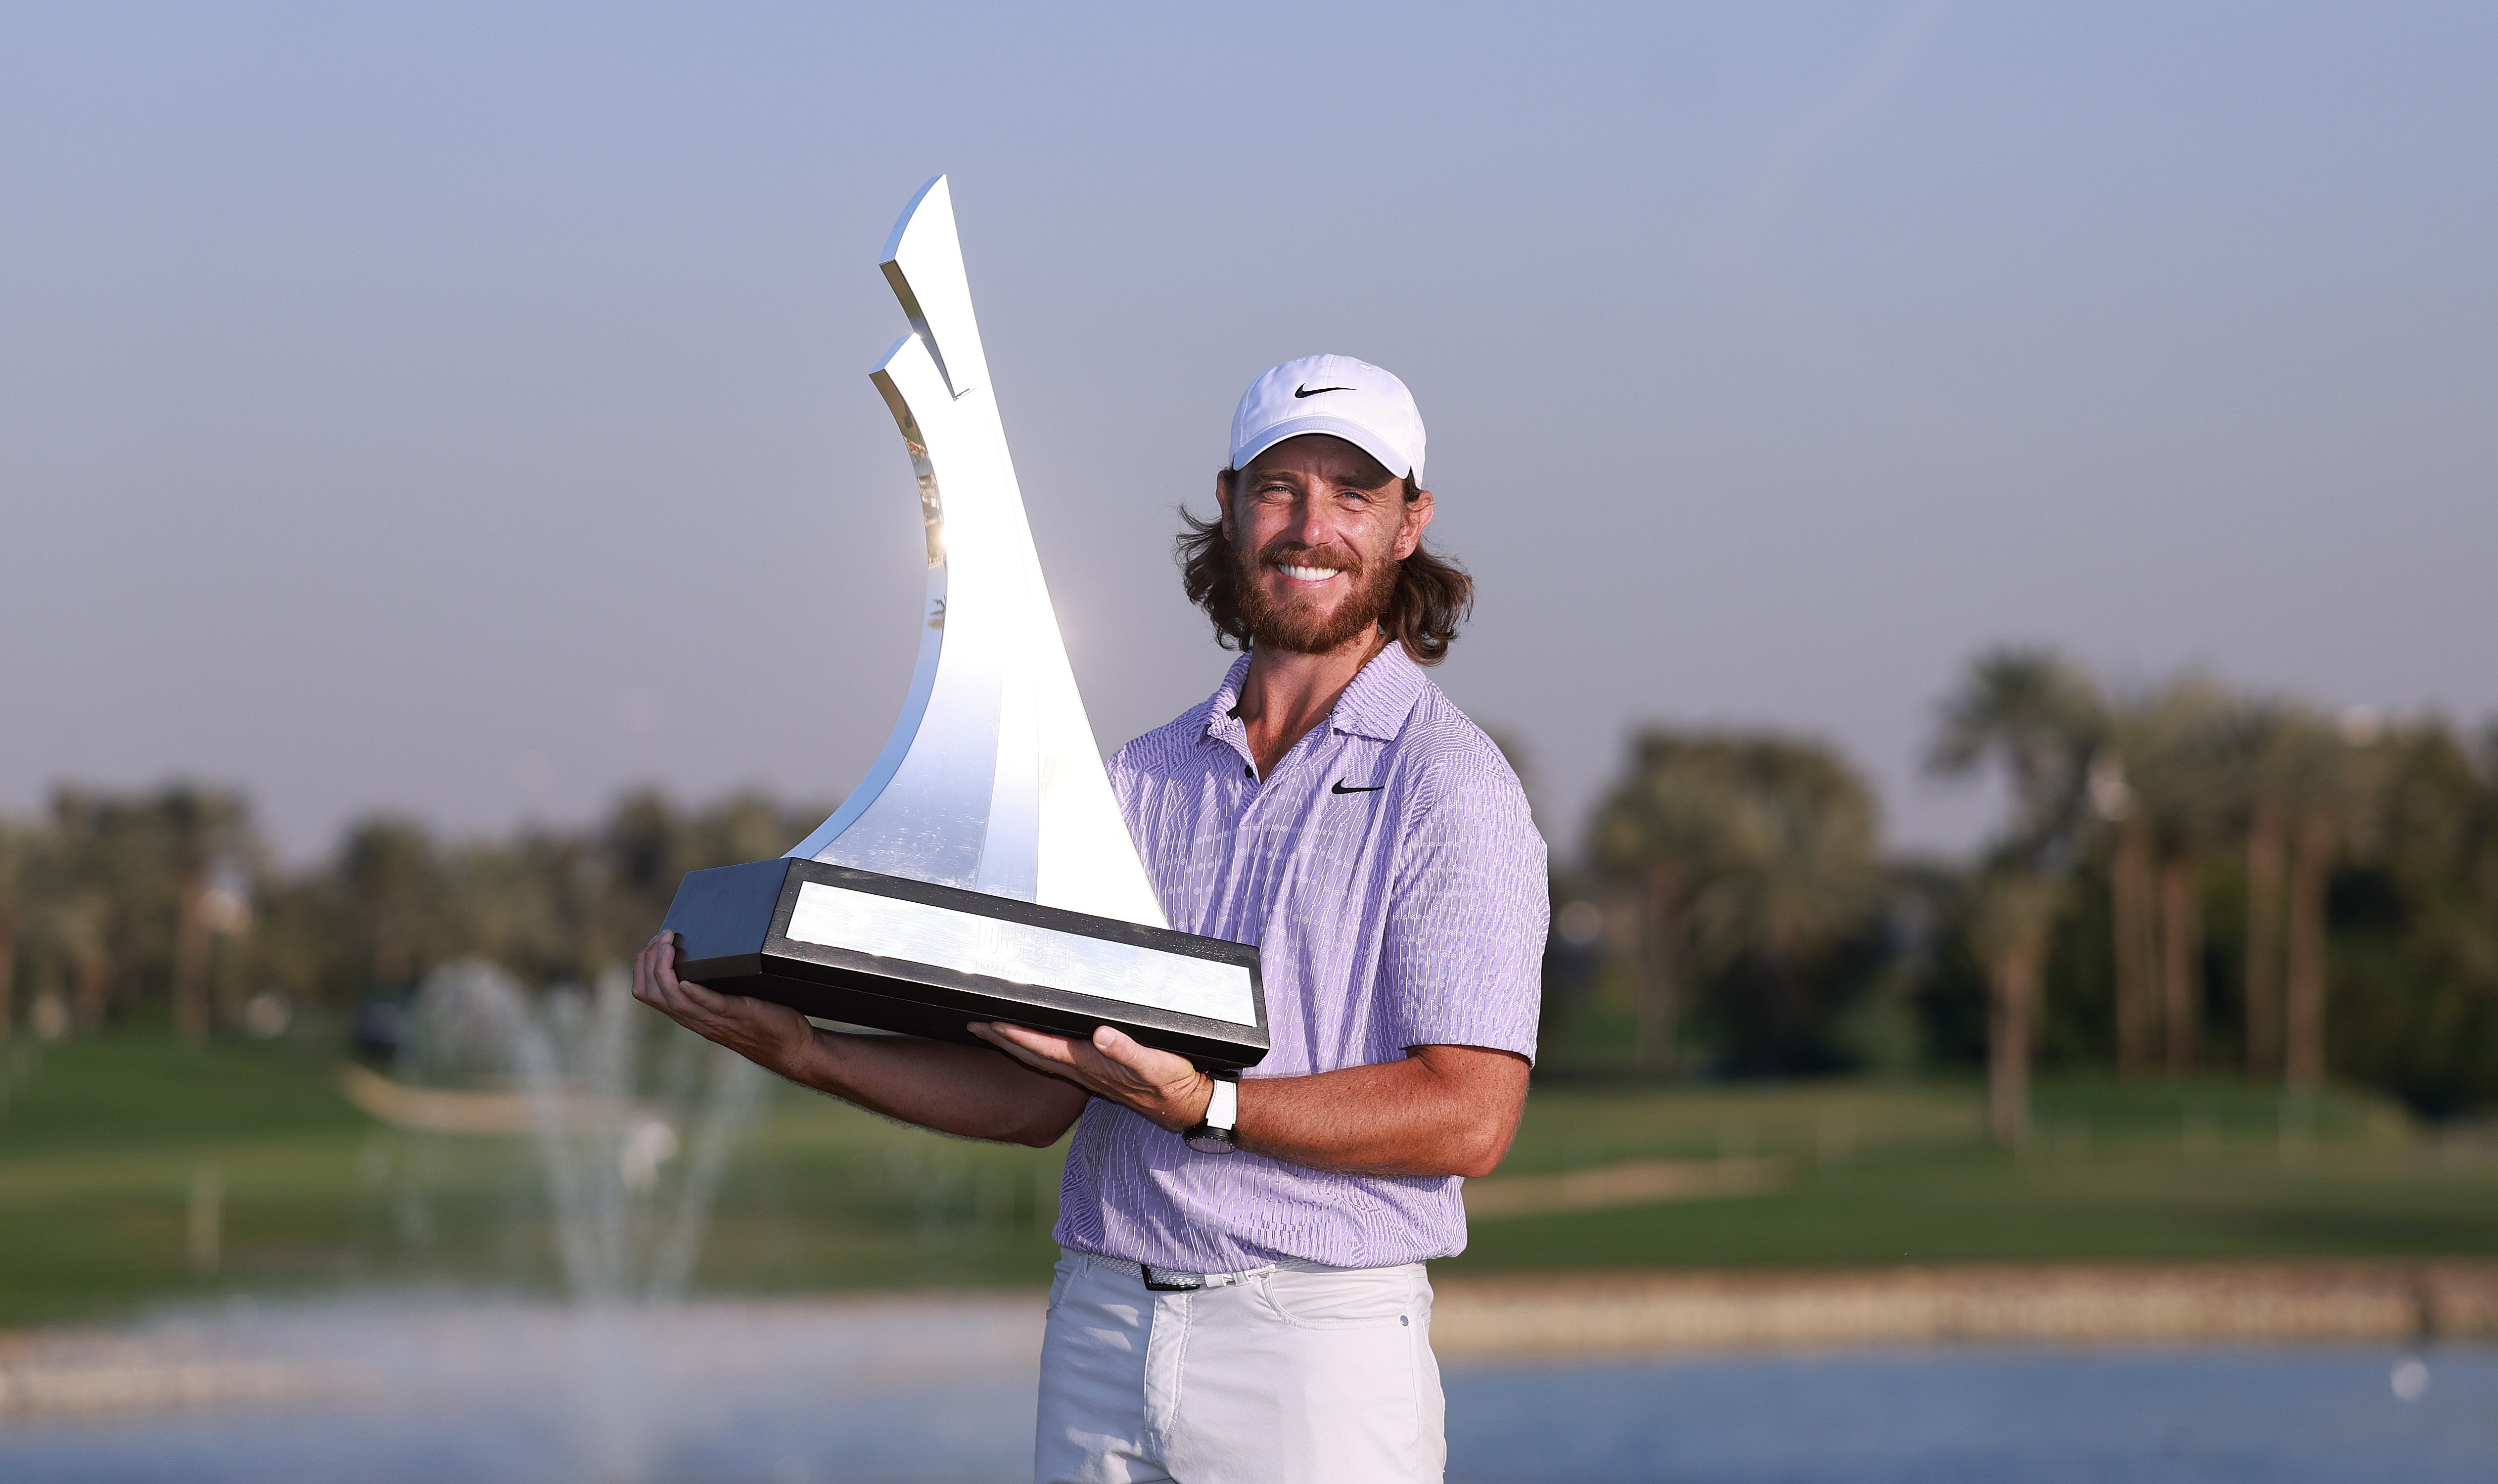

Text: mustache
xmin=1255 ymin=541 xmax=1361 ymax=574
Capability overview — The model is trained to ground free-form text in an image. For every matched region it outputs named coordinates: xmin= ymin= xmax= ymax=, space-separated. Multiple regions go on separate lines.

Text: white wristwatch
xmin=1184 ymin=1070 xmax=1240 ymax=1154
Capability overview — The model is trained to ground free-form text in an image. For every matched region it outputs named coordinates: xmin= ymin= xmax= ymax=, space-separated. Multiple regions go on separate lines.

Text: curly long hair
xmin=1176 ymin=468 xmax=1474 ymax=665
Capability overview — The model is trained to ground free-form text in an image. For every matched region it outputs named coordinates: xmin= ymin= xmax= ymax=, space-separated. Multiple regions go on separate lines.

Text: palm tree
xmin=1682 ymin=739 xmax=1881 ymax=1067
xmin=1928 ymin=648 xmax=2101 ymax=1138
xmin=1591 ymin=731 xmax=1880 ymax=1074
xmin=0 ymin=824 xmax=23 ymax=1047
xmin=2115 ymin=680 xmax=2233 ymax=1078
xmin=157 ymin=785 xmax=254 ymax=1043
xmin=46 ymin=891 xmax=112 ymax=1033
xmin=1590 ymin=734 xmax=1727 ymax=1074
xmin=2218 ymin=702 xmax=2305 ymax=1077
xmin=2078 ymin=748 xmax=2161 ymax=1081
xmin=2273 ymin=711 xmax=2388 ymax=1091
xmin=1968 ymin=865 xmax=2064 ymax=1145
xmin=32 ymin=789 xmax=127 ymax=1033
xmin=338 ymin=816 xmax=446 ymax=994
xmin=1927 ymin=649 xmax=2106 ymax=862
xmin=2105 ymin=801 xmax=2160 ymax=1079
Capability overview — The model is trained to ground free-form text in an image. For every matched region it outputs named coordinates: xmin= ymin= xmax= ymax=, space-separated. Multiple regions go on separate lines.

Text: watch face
xmin=1185 ymin=1130 xmax=1239 ymax=1154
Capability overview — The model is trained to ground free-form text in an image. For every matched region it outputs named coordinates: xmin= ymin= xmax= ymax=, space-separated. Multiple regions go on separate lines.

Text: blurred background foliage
xmin=1544 ymin=648 xmax=2498 ymax=1126
xmin=0 ymin=788 xmax=826 ymax=1060
xmin=2 ymin=649 xmax=2495 ymax=1127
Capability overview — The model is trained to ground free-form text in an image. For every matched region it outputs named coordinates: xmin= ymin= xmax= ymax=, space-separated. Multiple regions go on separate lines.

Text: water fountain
xmin=0 ymin=957 xmax=1051 ymax=1484
xmin=391 ymin=959 xmax=767 ymax=1306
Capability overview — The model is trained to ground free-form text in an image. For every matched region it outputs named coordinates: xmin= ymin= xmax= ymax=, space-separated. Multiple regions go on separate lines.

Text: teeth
xmin=1279 ymin=564 xmax=1340 ymax=581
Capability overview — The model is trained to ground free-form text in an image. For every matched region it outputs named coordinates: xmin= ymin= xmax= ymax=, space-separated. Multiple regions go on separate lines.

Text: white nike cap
xmin=1229 ymin=354 xmax=1427 ymax=485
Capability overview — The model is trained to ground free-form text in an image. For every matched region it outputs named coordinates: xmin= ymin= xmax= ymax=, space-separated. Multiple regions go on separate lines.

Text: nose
xmin=1278 ymin=493 xmax=1346 ymax=551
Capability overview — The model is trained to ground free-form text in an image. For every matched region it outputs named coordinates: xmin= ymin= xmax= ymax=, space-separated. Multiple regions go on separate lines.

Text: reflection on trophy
xmin=661 ymin=178 xmax=1267 ymax=1070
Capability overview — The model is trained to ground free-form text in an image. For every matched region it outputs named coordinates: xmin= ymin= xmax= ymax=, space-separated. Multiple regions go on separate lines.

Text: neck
xmin=1235 ymin=630 xmax=1390 ymax=778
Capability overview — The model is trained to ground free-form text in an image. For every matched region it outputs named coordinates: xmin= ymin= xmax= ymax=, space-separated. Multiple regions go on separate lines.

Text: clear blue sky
xmin=5 ymin=1 xmax=2494 ymax=863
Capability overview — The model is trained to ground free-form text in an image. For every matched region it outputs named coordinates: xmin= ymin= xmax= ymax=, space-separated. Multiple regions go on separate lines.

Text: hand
xmin=631 ymin=930 xmax=814 ymax=1075
xmin=968 ymin=1021 xmax=1214 ymax=1134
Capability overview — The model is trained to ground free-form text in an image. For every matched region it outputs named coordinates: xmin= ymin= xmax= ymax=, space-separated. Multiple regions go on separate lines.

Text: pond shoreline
xmin=1429 ymin=1259 xmax=2498 ymax=1357
xmin=6 ymin=1259 xmax=2496 ymax=1422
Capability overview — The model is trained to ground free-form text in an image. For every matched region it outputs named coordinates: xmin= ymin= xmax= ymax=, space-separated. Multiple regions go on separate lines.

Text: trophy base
xmin=660 ymin=858 xmax=1269 ymax=1070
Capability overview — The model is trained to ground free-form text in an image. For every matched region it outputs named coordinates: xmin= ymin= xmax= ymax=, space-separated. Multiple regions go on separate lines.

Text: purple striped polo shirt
xmin=1052 ymin=644 xmax=1550 ymax=1272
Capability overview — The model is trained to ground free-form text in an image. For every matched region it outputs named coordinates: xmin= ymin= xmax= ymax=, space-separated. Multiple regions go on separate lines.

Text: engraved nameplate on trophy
xmin=661 ymin=177 xmax=1267 ymax=1070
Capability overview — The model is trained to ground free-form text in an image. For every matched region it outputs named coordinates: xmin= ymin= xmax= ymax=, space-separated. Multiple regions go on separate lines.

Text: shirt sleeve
xmin=1377 ymin=767 xmax=1550 ymax=1062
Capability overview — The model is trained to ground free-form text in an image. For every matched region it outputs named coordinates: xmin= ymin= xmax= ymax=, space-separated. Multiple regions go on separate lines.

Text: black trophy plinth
xmin=662 ymin=857 xmax=1269 ymax=1071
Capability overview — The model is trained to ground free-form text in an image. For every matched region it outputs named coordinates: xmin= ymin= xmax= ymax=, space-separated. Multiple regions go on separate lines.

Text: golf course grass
xmin=2 ymin=1028 xmax=2494 ymax=1329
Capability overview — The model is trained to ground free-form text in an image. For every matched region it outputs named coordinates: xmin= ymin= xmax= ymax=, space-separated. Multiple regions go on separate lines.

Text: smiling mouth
xmin=1276 ymin=563 xmax=1342 ymax=583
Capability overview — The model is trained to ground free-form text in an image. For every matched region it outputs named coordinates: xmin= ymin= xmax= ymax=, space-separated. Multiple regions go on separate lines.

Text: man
xmin=634 ymin=354 xmax=1548 ymax=1483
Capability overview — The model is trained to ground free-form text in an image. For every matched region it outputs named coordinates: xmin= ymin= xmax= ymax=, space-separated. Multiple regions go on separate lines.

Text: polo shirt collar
xmin=1327 ymin=644 xmax=1427 ymax=742
xmin=1200 ymin=643 xmax=1426 ymax=748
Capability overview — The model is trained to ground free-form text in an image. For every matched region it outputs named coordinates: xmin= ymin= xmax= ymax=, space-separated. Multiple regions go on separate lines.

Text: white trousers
xmin=1033 ymin=1249 xmax=1447 ymax=1484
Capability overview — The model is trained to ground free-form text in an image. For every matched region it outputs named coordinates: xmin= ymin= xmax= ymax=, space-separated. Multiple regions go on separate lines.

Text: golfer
xmin=635 ymin=354 xmax=1548 ymax=1483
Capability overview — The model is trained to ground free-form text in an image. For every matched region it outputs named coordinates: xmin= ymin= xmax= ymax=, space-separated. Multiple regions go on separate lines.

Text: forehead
xmin=1242 ymin=434 xmax=1395 ymax=490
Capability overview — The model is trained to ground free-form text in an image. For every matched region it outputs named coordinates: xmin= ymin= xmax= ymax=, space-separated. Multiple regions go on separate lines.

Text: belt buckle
xmin=1140 ymin=1265 xmax=1203 ymax=1293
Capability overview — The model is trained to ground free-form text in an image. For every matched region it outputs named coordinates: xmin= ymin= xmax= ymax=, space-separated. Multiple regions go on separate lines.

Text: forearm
xmin=634 ymin=932 xmax=1090 ymax=1149
xmin=962 ymin=1024 xmax=1527 ymax=1179
xmin=779 ymin=1029 xmax=1091 ymax=1147
xmin=1233 ymin=1048 xmax=1527 ymax=1179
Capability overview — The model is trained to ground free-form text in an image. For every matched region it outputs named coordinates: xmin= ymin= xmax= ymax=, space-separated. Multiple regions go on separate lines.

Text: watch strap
xmin=1184 ymin=1069 xmax=1240 ymax=1153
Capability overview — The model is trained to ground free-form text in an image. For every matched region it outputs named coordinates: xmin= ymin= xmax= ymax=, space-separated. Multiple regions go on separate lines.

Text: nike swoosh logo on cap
xmin=1294 ymin=384 xmax=1354 ymax=398
xmin=1331 ymin=780 xmax=1385 ymax=794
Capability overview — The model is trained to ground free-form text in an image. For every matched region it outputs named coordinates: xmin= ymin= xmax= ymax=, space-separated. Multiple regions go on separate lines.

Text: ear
xmin=1393 ymin=488 xmax=1434 ymax=560
xmin=1215 ymin=470 xmax=1235 ymax=541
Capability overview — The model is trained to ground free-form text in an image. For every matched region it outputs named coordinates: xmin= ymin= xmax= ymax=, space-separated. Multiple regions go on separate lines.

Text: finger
xmin=988 ymin=1023 xmax=1085 ymax=1063
xmin=636 ymin=945 xmax=681 ymax=1012
xmin=1088 ymin=1024 xmax=1185 ymax=1080
xmin=982 ymin=1027 xmax=1070 ymax=1067
xmin=670 ymin=975 xmax=739 ymax=1016
xmin=642 ymin=951 xmax=682 ymax=1009
xmin=650 ymin=943 xmax=695 ymax=998
xmin=978 ymin=1031 xmax=1067 ymax=1078
xmin=976 ymin=1025 xmax=1091 ymax=1081
xmin=643 ymin=951 xmax=707 ymax=1020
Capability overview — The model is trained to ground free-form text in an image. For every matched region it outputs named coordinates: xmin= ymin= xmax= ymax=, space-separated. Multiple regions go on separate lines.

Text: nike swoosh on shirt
xmin=1294 ymin=384 xmax=1354 ymax=398
xmin=1331 ymin=780 xmax=1385 ymax=794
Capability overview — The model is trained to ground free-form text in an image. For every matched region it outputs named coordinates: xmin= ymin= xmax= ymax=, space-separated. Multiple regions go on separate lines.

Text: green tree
xmin=0 ymin=824 xmax=24 ymax=1046
xmin=1966 ymin=867 xmax=2064 ymax=1144
xmin=2220 ymin=702 xmax=2302 ymax=1077
xmin=1592 ymin=731 xmax=1880 ymax=1074
xmin=336 ymin=816 xmax=449 ymax=995
xmin=1928 ymin=648 xmax=2102 ymax=1140
xmin=2278 ymin=712 xmax=2393 ymax=1091
xmin=2114 ymin=679 xmax=2234 ymax=1077
xmin=154 ymin=784 xmax=256 ymax=1043
xmin=1927 ymin=649 xmax=2106 ymax=861
xmin=1588 ymin=736 xmax=1716 ymax=1074
xmin=36 ymin=788 xmax=176 ymax=1032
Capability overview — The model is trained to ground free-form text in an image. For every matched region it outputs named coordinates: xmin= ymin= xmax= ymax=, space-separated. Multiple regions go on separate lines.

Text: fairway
xmin=3 ymin=1031 xmax=2496 ymax=1329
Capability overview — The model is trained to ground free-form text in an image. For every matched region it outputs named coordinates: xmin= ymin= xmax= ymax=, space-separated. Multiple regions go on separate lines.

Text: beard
xmin=1232 ymin=535 xmax=1400 ymax=656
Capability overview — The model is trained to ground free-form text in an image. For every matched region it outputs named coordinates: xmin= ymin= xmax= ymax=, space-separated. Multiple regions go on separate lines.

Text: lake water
xmin=1 ymin=1298 xmax=2490 ymax=1482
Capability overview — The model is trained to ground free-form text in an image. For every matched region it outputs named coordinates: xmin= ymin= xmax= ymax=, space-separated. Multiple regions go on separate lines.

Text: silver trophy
xmin=661 ymin=178 xmax=1268 ymax=1069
